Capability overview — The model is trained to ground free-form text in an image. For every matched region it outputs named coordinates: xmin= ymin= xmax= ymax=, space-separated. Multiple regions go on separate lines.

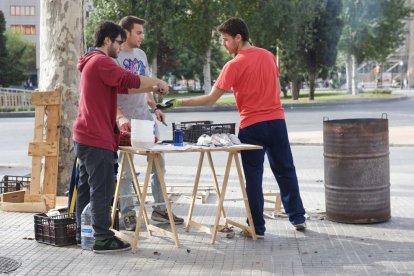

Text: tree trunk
xmin=407 ymin=11 xmax=414 ymax=88
xmin=351 ymin=54 xmax=358 ymax=95
xmin=291 ymin=74 xmax=300 ymax=100
xmin=308 ymin=72 xmax=316 ymax=100
xmin=151 ymin=56 xmax=158 ymax=78
xmin=346 ymin=53 xmax=352 ymax=94
xmin=203 ymin=45 xmax=212 ymax=95
xmin=150 ymin=56 xmax=162 ymax=103
xmin=39 ymin=0 xmax=83 ymax=196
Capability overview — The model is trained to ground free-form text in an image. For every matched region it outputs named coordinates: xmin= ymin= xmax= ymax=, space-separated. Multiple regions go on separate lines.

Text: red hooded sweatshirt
xmin=73 ymin=49 xmax=141 ymax=151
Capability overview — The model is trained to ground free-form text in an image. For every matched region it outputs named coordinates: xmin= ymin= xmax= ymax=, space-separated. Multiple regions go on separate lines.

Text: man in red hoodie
xmin=73 ymin=21 xmax=169 ymax=253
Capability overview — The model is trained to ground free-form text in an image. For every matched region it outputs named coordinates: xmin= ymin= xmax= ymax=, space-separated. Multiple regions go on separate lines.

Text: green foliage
xmin=175 ymin=0 xmax=221 ymax=55
xmin=363 ymin=89 xmax=391 ymax=94
xmin=169 ymin=38 xmax=230 ymax=84
xmin=339 ymin=0 xmax=412 ymax=63
xmin=301 ymin=0 xmax=343 ymax=99
xmin=0 ymin=11 xmax=30 ymax=87
xmin=0 ymin=10 xmax=10 ymax=86
xmin=84 ymin=0 xmax=413 ymax=98
xmin=6 ymin=31 xmax=36 ymax=72
xmin=86 ymin=0 xmax=229 ymax=82
xmin=302 ymin=0 xmax=342 ymax=70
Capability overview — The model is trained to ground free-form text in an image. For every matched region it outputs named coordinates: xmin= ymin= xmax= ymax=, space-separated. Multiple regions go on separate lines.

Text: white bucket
xmin=131 ymin=119 xmax=155 ymax=148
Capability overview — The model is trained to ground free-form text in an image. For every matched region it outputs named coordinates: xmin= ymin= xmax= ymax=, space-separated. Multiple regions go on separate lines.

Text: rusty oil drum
xmin=323 ymin=115 xmax=390 ymax=223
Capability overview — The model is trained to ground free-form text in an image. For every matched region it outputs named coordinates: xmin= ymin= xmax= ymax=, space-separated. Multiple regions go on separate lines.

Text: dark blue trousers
xmin=238 ymin=119 xmax=306 ymax=235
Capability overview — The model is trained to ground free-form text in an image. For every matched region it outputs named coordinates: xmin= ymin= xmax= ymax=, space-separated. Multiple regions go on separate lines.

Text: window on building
xmin=10 ymin=5 xmax=36 ymax=16
xmin=10 ymin=25 xmax=36 ymax=35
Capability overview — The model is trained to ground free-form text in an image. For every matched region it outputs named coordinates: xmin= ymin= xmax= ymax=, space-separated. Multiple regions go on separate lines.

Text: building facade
xmin=0 ymin=0 xmax=40 ymax=87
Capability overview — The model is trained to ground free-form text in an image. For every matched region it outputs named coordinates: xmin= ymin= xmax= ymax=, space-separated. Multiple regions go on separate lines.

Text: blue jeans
xmin=238 ymin=119 xmax=306 ymax=235
xmin=74 ymin=142 xmax=115 ymax=240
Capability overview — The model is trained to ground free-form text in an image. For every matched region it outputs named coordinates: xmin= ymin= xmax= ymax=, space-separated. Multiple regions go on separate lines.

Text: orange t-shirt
xmin=215 ymin=47 xmax=285 ymax=128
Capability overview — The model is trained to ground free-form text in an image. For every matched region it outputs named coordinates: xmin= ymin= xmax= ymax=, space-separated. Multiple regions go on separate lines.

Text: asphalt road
xmin=0 ymin=90 xmax=413 ymax=180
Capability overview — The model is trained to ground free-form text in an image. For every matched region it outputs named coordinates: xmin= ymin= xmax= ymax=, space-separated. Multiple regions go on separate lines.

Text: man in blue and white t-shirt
xmin=115 ymin=16 xmax=184 ymax=230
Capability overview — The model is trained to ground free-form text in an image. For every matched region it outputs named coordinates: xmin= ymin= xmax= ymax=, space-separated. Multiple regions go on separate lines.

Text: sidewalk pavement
xmin=1 ymin=97 xmax=413 ymax=275
xmin=1 ymin=151 xmax=413 ymax=275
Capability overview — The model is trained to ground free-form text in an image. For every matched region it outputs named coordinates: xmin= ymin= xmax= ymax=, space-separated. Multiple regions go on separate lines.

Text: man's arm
xmin=146 ymin=92 xmax=157 ymax=110
xmin=147 ymin=92 xmax=166 ymax=123
xmin=128 ymin=87 xmax=155 ymax=94
xmin=116 ymin=109 xmax=130 ymax=132
xmin=130 ymin=76 xmax=169 ymax=95
xmin=181 ymin=85 xmax=226 ymax=106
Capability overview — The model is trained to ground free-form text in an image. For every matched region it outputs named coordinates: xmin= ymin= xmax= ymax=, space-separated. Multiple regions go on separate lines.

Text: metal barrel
xmin=323 ymin=117 xmax=390 ymax=223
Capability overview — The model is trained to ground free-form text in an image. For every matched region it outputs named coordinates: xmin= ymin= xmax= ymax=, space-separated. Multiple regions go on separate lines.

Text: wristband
xmin=153 ymin=107 xmax=159 ymax=112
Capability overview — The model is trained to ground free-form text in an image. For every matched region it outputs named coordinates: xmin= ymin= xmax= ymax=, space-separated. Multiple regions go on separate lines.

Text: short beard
xmin=108 ymin=44 xmax=118 ymax=58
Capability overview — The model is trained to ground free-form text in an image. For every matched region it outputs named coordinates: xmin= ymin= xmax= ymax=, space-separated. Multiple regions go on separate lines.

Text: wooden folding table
xmin=111 ymin=144 xmax=262 ymax=253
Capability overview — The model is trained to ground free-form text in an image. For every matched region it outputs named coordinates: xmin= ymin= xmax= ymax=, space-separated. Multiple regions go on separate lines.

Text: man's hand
xmin=117 ymin=116 xmax=131 ymax=132
xmin=154 ymin=80 xmax=169 ymax=95
xmin=156 ymin=99 xmax=183 ymax=110
xmin=154 ymin=109 xmax=166 ymax=123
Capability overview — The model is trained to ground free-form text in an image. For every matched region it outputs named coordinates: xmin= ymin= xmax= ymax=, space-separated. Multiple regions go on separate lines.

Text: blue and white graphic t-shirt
xmin=115 ymin=48 xmax=159 ymax=137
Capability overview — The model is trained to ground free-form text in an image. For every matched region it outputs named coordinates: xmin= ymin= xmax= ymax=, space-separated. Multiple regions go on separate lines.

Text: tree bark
xmin=351 ymin=54 xmax=358 ymax=95
xmin=150 ymin=56 xmax=162 ymax=103
xmin=151 ymin=56 xmax=158 ymax=78
xmin=291 ymin=74 xmax=300 ymax=100
xmin=308 ymin=72 xmax=316 ymax=100
xmin=39 ymin=0 xmax=83 ymax=196
xmin=203 ymin=45 xmax=212 ymax=95
xmin=407 ymin=10 xmax=414 ymax=88
xmin=346 ymin=53 xmax=352 ymax=94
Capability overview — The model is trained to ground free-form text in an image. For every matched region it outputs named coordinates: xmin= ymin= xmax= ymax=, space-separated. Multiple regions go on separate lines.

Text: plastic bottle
xmin=81 ymin=203 xmax=94 ymax=251
xmin=173 ymin=126 xmax=183 ymax=146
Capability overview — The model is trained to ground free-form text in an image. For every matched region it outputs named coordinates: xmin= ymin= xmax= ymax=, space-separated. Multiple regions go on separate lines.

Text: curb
xmin=0 ymin=112 xmax=35 ymax=118
xmin=164 ymin=94 xmax=408 ymax=113
xmin=0 ymin=94 xmax=408 ymax=117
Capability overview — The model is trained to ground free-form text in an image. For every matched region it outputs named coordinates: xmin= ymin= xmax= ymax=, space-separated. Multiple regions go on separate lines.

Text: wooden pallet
xmin=264 ymin=192 xmax=282 ymax=213
xmin=0 ymin=90 xmax=61 ymax=212
xmin=168 ymin=184 xmax=215 ymax=204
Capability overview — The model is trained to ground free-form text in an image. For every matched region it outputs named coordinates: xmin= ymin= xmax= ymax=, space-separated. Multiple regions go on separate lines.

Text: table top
xmin=119 ymin=143 xmax=262 ymax=154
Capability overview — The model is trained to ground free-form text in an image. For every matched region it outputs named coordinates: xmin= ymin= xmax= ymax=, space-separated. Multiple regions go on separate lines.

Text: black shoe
xmin=151 ymin=210 xmax=184 ymax=224
xmin=93 ymin=236 xmax=131 ymax=253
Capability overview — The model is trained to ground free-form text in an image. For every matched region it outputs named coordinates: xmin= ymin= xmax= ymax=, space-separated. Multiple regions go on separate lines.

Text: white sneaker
xmin=256 ymin=234 xmax=265 ymax=239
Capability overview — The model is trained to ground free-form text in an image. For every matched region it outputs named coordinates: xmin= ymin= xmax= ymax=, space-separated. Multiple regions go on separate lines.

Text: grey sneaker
xmin=122 ymin=210 xmax=137 ymax=231
xmin=151 ymin=210 xmax=184 ymax=224
xmin=293 ymin=222 xmax=307 ymax=231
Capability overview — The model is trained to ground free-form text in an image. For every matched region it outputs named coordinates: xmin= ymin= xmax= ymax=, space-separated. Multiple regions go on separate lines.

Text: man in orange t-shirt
xmin=162 ymin=17 xmax=306 ymax=237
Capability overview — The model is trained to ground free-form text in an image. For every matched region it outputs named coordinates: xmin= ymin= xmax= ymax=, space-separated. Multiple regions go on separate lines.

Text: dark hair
xmin=217 ymin=17 xmax=250 ymax=42
xmin=119 ymin=16 xmax=145 ymax=32
xmin=94 ymin=21 xmax=126 ymax=47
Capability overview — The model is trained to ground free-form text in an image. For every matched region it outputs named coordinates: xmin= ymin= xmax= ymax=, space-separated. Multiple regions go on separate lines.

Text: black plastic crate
xmin=34 ymin=213 xmax=77 ymax=246
xmin=0 ymin=175 xmax=30 ymax=194
xmin=174 ymin=121 xmax=236 ymax=143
